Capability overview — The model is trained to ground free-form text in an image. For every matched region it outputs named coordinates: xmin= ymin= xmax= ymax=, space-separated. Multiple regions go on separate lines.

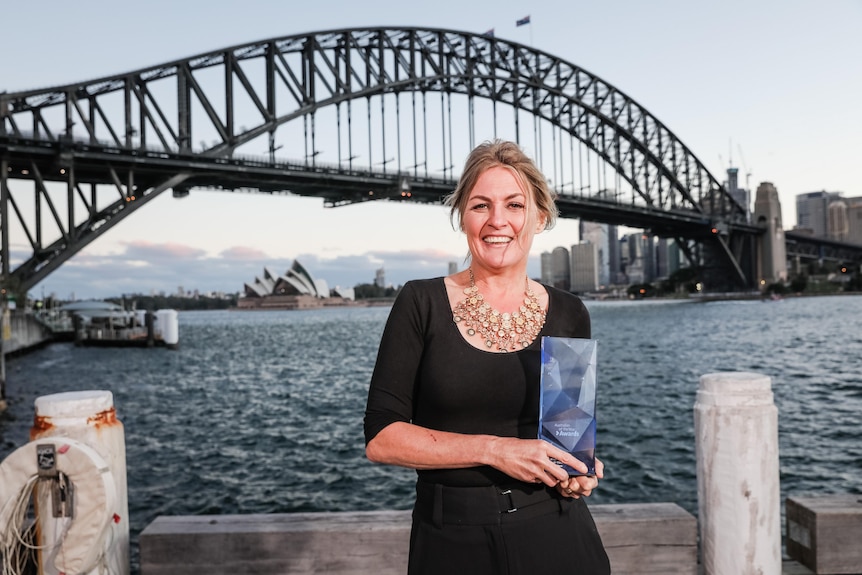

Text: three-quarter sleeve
xmin=363 ymin=281 xmax=428 ymax=444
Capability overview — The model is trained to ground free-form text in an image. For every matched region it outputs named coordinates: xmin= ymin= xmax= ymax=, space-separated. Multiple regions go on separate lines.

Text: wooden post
xmin=694 ymin=372 xmax=781 ymax=575
xmin=786 ymin=494 xmax=862 ymax=574
xmin=146 ymin=311 xmax=155 ymax=347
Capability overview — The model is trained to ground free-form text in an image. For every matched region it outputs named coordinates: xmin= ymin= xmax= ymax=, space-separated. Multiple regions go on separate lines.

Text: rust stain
xmin=88 ymin=407 xmax=119 ymax=428
xmin=30 ymin=407 xmax=119 ymax=439
xmin=30 ymin=415 xmax=56 ymax=438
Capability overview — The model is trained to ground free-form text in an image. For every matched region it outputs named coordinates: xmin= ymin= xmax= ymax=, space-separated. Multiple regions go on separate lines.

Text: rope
xmin=0 ymin=474 xmax=96 ymax=575
xmin=0 ymin=475 xmax=42 ymax=575
xmin=1 ymin=444 xmax=120 ymax=575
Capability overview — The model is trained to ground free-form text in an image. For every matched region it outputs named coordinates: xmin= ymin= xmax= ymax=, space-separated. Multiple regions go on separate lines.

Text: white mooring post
xmin=31 ymin=390 xmax=130 ymax=575
xmin=694 ymin=372 xmax=781 ymax=575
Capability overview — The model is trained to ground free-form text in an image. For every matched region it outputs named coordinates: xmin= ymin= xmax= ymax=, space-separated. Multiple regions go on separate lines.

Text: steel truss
xmin=2 ymin=27 xmax=773 ymax=293
xmin=785 ymin=231 xmax=862 ymax=264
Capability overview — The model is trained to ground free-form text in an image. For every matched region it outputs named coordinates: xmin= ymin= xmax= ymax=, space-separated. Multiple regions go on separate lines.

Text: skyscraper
xmin=540 ymin=251 xmax=554 ymax=285
xmin=607 ymin=225 xmax=621 ymax=285
xmin=621 ymin=233 xmax=654 ymax=284
xmin=796 ymin=191 xmax=841 ymax=238
xmin=374 ymin=268 xmax=386 ymax=288
xmin=846 ymin=198 xmax=862 ymax=245
xmin=579 ymin=221 xmax=610 ymax=287
xmin=550 ymin=247 xmax=571 ymax=291
xmin=570 ymin=243 xmax=599 ymax=292
xmin=827 ymin=200 xmax=849 ymax=241
xmin=726 ymin=167 xmax=751 ymax=222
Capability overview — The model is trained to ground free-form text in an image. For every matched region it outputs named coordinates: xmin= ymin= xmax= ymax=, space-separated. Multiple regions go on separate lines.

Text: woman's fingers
xmin=549 ymin=450 xmax=588 ymax=476
xmin=557 ymin=482 xmax=581 ymax=499
xmin=571 ymin=474 xmax=598 ymax=495
xmin=557 ymin=468 xmax=601 ymax=498
xmin=488 ymin=438 xmax=596 ymax=488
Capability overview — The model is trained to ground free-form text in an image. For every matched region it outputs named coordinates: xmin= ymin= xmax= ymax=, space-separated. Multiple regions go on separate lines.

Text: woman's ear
xmin=535 ymin=213 xmax=547 ymax=232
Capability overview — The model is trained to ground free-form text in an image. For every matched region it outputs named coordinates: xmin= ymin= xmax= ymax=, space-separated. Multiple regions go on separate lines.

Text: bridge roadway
xmin=4 ymin=132 xmax=862 ymax=281
xmin=3 ymin=132 xmax=861 ymax=295
xmin=1 ymin=133 xmax=767 ymax=271
xmin=2 ymin=132 xmax=755 ymax=235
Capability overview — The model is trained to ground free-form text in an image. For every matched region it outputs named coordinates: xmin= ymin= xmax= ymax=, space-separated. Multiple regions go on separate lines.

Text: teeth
xmin=484 ymin=237 xmax=511 ymax=244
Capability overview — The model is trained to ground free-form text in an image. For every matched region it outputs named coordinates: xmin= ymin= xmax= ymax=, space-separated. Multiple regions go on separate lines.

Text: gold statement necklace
xmin=453 ymin=268 xmax=546 ymax=352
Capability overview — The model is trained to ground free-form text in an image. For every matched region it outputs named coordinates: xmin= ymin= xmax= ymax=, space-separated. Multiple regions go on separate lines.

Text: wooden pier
xmin=141 ymin=503 xmax=698 ymax=575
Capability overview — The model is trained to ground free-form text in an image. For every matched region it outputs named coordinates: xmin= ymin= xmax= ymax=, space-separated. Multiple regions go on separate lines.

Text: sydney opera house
xmin=237 ymin=260 xmax=355 ymax=310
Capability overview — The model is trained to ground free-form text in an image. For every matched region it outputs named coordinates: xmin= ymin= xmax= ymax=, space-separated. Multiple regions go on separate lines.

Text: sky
xmin=3 ymin=0 xmax=860 ymax=300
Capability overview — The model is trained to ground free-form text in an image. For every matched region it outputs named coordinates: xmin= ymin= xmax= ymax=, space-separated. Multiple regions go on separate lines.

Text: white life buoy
xmin=0 ymin=437 xmax=117 ymax=575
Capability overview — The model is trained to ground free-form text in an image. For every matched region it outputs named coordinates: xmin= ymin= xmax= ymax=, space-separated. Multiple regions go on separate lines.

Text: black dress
xmin=365 ymin=278 xmax=610 ymax=574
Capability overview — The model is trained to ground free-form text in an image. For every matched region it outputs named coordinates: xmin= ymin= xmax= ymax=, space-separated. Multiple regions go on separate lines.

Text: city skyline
xmin=3 ymin=0 xmax=859 ymax=299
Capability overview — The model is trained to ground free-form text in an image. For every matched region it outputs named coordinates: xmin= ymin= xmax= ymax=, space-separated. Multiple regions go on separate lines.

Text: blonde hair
xmin=445 ymin=140 xmax=558 ymax=231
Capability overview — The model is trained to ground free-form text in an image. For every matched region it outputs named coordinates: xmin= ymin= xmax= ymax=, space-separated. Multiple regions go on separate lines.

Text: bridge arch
xmin=1 ymin=27 xmax=750 ymax=293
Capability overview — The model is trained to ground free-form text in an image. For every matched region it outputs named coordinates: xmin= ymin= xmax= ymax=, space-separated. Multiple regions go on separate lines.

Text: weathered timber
xmin=592 ymin=503 xmax=697 ymax=574
xmin=140 ymin=511 xmax=410 ymax=575
xmin=140 ymin=503 xmax=697 ymax=575
xmin=786 ymin=494 xmax=862 ymax=574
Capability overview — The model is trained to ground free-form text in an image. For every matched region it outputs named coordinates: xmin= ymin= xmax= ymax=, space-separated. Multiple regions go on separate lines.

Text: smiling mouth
xmin=483 ymin=236 xmax=512 ymax=244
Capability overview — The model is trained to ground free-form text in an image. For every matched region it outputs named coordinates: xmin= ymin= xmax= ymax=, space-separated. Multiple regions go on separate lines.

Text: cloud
xmin=30 ymin=240 xmax=469 ymax=300
xmin=218 ymin=246 xmax=269 ymax=260
xmin=121 ymin=240 xmax=208 ymax=260
xmin=295 ymin=249 xmax=460 ymax=288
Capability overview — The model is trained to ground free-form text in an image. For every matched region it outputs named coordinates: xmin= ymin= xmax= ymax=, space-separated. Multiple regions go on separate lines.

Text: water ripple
xmin=1 ymin=297 xmax=861 ymax=571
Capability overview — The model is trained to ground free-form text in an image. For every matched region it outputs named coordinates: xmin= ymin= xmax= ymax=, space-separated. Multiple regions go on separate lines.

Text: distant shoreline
xmin=687 ymin=290 xmax=861 ymax=303
xmin=580 ymin=290 xmax=862 ymax=304
xmin=229 ymin=297 xmax=395 ymax=311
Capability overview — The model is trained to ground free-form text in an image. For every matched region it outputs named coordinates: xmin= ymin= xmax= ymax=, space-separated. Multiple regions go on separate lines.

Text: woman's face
xmin=461 ymin=166 xmax=545 ymax=274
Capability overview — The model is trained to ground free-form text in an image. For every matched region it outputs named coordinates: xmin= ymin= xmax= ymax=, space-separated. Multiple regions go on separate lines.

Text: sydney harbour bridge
xmin=1 ymin=27 xmax=859 ymax=296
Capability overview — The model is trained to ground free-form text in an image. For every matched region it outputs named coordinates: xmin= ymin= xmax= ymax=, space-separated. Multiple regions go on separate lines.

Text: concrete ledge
xmin=141 ymin=503 xmax=696 ymax=575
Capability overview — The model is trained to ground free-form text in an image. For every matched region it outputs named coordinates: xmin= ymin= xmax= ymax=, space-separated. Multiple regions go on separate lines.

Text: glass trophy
xmin=539 ymin=337 xmax=597 ymax=476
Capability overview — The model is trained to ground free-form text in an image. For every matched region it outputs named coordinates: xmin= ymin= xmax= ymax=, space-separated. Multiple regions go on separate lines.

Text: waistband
xmin=413 ymin=479 xmax=567 ymax=527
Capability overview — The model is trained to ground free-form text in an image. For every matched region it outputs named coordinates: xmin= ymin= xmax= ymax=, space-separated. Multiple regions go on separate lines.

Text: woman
xmin=364 ymin=140 xmax=610 ymax=574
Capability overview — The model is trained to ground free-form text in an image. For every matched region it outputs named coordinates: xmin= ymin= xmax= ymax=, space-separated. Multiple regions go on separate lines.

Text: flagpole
xmin=516 ymin=15 xmax=533 ymax=47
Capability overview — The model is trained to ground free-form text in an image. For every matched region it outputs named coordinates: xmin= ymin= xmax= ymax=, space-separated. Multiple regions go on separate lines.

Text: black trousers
xmin=409 ymin=480 xmax=611 ymax=575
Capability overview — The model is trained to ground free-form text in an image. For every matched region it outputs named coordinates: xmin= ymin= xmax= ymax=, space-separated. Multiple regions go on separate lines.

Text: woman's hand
xmin=485 ymin=437 xmax=589 ymax=487
xmin=367 ymin=422 xmax=602 ymax=495
xmin=556 ymin=457 xmax=604 ymax=498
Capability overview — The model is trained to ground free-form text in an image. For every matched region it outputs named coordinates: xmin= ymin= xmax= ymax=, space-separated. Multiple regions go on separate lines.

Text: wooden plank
xmin=140 ymin=504 xmax=698 ymax=575
xmin=592 ymin=503 xmax=697 ymax=574
xmin=141 ymin=512 xmax=411 ymax=575
xmin=786 ymin=494 xmax=862 ymax=575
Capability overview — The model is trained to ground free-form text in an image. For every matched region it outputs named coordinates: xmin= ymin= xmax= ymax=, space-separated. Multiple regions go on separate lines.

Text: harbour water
xmin=1 ymin=294 xmax=861 ymax=570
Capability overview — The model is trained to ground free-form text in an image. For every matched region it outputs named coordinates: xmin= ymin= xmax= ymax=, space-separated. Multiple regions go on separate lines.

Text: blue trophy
xmin=539 ymin=337 xmax=597 ymax=476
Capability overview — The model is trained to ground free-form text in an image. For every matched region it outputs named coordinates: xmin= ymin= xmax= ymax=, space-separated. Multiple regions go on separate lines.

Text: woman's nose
xmin=487 ymin=205 xmax=507 ymax=227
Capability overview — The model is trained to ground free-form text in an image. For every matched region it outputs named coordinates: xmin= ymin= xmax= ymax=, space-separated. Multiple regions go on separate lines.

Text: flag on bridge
xmin=516 ymin=15 xmax=531 ymax=26
xmin=483 ymin=28 xmax=495 ymax=37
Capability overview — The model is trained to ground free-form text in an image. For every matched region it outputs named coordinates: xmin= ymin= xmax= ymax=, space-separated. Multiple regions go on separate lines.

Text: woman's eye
xmin=470 ymin=203 xmax=488 ymax=210
xmin=509 ymin=203 xmax=525 ymax=209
